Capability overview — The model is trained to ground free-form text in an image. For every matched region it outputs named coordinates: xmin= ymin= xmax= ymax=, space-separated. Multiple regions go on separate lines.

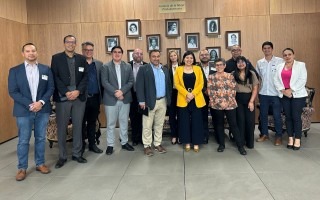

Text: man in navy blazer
xmin=8 ymin=43 xmax=55 ymax=181
xmin=51 ymin=35 xmax=88 ymax=168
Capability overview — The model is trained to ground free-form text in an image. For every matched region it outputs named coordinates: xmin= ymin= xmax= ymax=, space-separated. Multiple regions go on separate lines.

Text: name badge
xmin=79 ymin=67 xmax=84 ymax=72
xmin=42 ymin=75 xmax=48 ymax=80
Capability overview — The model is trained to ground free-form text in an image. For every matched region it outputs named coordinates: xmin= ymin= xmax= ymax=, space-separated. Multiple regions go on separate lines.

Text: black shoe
xmin=122 ymin=143 xmax=135 ymax=151
xmin=132 ymin=141 xmax=140 ymax=146
xmin=287 ymin=144 xmax=293 ymax=149
xmin=106 ymin=146 xmax=113 ymax=155
xmin=293 ymin=146 xmax=301 ymax=150
xmin=55 ymin=158 xmax=67 ymax=169
xmin=238 ymin=147 xmax=247 ymax=155
xmin=72 ymin=156 xmax=87 ymax=163
xmin=217 ymin=145 xmax=225 ymax=152
xmin=204 ymin=137 xmax=209 ymax=144
xmin=89 ymin=145 xmax=103 ymax=153
xmin=81 ymin=142 xmax=86 ymax=156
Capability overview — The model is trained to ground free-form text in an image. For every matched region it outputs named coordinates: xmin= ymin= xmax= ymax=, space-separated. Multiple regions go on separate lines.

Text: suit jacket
xmin=136 ymin=64 xmax=172 ymax=110
xmin=273 ymin=60 xmax=308 ymax=98
xmin=225 ymin=57 xmax=259 ymax=79
xmin=8 ymin=63 xmax=55 ymax=117
xmin=51 ymin=52 xmax=88 ymax=102
xmin=92 ymin=58 xmax=104 ymax=103
xmin=101 ymin=60 xmax=133 ymax=106
xmin=174 ymin=65 xmax=205 ymax=108
xmin=128 ymin=60 xmax=148 ymax=95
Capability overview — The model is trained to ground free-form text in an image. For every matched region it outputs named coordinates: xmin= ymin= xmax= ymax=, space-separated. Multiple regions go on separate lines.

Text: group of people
xmin=8 ymin=36 xmax=308 ymax=182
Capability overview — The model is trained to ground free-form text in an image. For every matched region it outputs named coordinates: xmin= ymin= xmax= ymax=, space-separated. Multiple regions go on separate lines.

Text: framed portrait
xmin=127 ymin=49 xmax=134 ymax=62
xmin=165 ymin=19 xmax=180 ymax=37
xmin=105 ymin=35 xmax=120 ymax=54
xmin=205 ymin=17 xmax=220 ymax=36
xmin=206 ymin=46 xmax=221 ymax=68
xmin=185 ymin=33 xmax=200 ymax=51
xmin=126 ymin=19 xmax=141 ymax=38
xmin=226 ymin=31 xmax=241 ymax=49
xmin=166 ymin=48 xmax=181 ymax=65
xmin=146 ymin=34 xmax=161 ymax=51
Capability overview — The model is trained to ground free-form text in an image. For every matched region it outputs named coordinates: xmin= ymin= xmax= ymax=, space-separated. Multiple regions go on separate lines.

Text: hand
xmin=282 ymin=89 xmax=292 ymax=98
xmin=117 ymin=95 xmax=124 ymax=100
xmin=114 ymin=90 xmax=123 ymax=98
xmin=29 ymin=101 xmax=43 ymax=112
xmin=248 ymin=102 xmax=254 ymax=112
xmin=139 ymin=103 xmax=146 ymax=110
xmin=186 ymin=92 xmax=194 ymax=101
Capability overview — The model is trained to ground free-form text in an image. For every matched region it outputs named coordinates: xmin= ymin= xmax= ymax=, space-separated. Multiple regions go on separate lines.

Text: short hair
xmin=111 ymin=45 xmax=123 ymax=53
xmin=149 ymin=49 xmax=161 ymax=57
xmin=81 ymin=41 xmax=94 ymax=48
xmin=63 ymin=35 xmax=76 ymax=43
xmin=231 ymin=34 xmax=237 ymax=38
xmin=130 ymin=23 xmax=137 ymax=29
xmin=181 ymin=51 xmax=196 ymax=65
xmin=262 ymin=41 xmax=273 ymax=49
xmin=283 ymin=47 xmax=294 ymax=54
xmin=214 ymin=58 xmax=226 ymax=65
xmin=22 ymin=42 xmax=36 ymax=52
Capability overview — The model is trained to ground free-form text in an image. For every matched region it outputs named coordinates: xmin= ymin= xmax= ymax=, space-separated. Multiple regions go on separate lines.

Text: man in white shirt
xmin=256 ymin=41 xmax=284 ymax=145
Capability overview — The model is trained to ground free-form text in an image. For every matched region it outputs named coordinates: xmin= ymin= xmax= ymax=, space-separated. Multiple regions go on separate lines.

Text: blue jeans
xmin=259 ymin=95 xmax=282 ymax=137
xmin=16 ymin=112 xmax=50 ymax=170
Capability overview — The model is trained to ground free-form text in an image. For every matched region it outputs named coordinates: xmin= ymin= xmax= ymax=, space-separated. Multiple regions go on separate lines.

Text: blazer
xmin=92 ymin=58 xmax=104 ymax=103
xmin=136 ymin=64 xmax=172 ymax=110
xmin=51 ymin=52 xmax=88 ymax=102
xmin=8 ymin=63 xmax=55 ymax=117
xmin=128 ymin=60 xmax=148 ymax=95
xmin=101 ymin=60 xmax=133 ymax=106
xmin=274 ymin=60 xmax=308 ymax=98
xmin=163 ymin=64 xmax=176 ymax=89
xmin=174 ymin=65 xmax=205 ymax=108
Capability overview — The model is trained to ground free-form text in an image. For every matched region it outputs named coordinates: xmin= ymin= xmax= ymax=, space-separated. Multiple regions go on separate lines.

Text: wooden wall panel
xmin=0 ymin=0 xmax=27 ymax=24
xmin=270 ymin=0 xmax=320 ymax=14
xmin=26 ymin=0 xmax=49 ymax=24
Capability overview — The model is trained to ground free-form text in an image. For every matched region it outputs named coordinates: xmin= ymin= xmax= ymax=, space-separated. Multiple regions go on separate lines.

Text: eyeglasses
xmin=83 ymin=49 xmax=93 ymax=52
xmin=215 ymin=63 xmax=225 ymax=67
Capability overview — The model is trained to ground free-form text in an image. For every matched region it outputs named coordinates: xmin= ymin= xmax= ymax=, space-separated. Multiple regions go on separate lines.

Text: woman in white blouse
xmin=274 ymin=48 xmax=307 ymax=150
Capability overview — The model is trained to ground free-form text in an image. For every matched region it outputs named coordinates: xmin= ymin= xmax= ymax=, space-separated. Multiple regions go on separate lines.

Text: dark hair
xmin=234 ymin=56 xmax=253 ymax=84
xmin=262 ymin=41 xmax=273 ymax=49
xmin=81 ymin=41 xmax=94 ymax=47
xmin=63 ymin=35 xmax=76 ymax=43
xmin=149 ymin=49 xmax=161 ymax=57
xmin=209 ymin=20 xmax=217 ymax=32
xmin=111 ymin=46 xmax=123 ymax=53
xmin=214 ymin=58 xmax=226 ymax=65
xmin=181 ymin=51 xmax=196 ymax=65
xmin=22 ymin=43 xmax=36 ymax=52
xmin=283 ymin=47 xmax=294 ymax=54
xmin=130 ymin=23 xmax=137 ymax=30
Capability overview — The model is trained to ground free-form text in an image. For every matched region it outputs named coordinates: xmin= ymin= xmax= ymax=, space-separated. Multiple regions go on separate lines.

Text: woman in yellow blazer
xmin=174 ymin=51 xmax=205 ymax=152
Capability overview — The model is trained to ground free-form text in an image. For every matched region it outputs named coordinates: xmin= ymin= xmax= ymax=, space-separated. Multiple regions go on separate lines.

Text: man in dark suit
xmin=128 ymin=48 xmax=147 ymax=146
xmin=101 ymin=46 xmax=135 ymax=155
xmin=81 ymin=41 xmax=103 ymax=154
xmin=136 ymin=50 xmax=172 ymax=156
xmin=51 ymin=35 xmax=88 ymax=168
xmin=8 ymin=43 xmax=55 ymax=181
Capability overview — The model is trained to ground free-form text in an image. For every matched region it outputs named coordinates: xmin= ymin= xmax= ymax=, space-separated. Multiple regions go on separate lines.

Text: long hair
xmin=181 ymin=51 xmax=196 ymax=65
xmin=234 ymin=56 xmax=253 ymax=84
xmin=167 ymin=50 xmax=180 ymax=68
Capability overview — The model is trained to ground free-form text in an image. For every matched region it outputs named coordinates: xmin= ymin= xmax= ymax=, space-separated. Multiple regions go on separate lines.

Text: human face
xmin=133 ymin=49 xmax=143 ymax=63
xmin=169 ymin=52 xmax=178 ymax=63
xmin=82 ymin=45 xmax=94 ymax=59
xmin=130 ymin=24 xmax=137 ymax=32
xmin=283 ymin=50 xmax=295 ymax=63
xmin=183 ymin=55 xmax=194 ymax=66
xmin=22 ymin=45 xmax=38 ymax=63
xmin=112 ymin=48 xmax=123 ymax=62
xmin=262 ymin=45 xmax=273 ymax=57
xmin=237 ymin=59 xmax=247 ymax=71
xmin=171 ymin=23 xmax=176 ymax=30
xmin=215 ymin=61 xmax=226 ymax=73
xmin=149 ymin=51 xmax=161 ymax=66
xmin=231 ymin=46 xmax=242 ymax=59
xmin=199 ymin=50 xmax=210 ymax=63
xmin=151 ymin=39 xmax=157 ymax=47
xmin=64 ymin=36 xmax=76 ymax=53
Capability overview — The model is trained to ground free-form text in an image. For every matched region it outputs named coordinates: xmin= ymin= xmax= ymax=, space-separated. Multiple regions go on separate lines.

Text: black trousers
xmin=201 ymin=93 xmax=209 ymax=140
xmin=281 ymin=96 xmax=306 ymax=139
xmin=129 ymin=91 xmax=143 ymax=143
xmin=178 ymin=101 xmax=204 ymax=145
xmin=212 ymin=109 xmax=243 ymax=148
xmin=236 ymin=93 xmax=255 ymax=149
xmin=169 ymin=89 xmax=179 ymax=138
xmin=82 ymin=94 xmax=100 ymax=147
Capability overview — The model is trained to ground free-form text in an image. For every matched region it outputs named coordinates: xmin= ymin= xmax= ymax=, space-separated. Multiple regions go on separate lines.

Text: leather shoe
xmin=293 ymin=146 xmax=301 ymax=150
xmin=238 ymin=147 xmax=247 ymax=155
xmin=217 ymin=145 xmax=225 ymax=152
xmin=55 ymin=158 xmax=67 ymax=169
xmin=89 ymin=145 xmax=103 ymax=153
xmin=106 ymin=146 xmax=113 ymax=155
xmin=132 ymin=141 xmax=139 ymax=146
xmin=274 ymin=137 xmax=282 ymax=146
xmin=72 ymin=156 xmax=87 ymax=163
xmin=16 ymin=169 xmax=26 ymax=181
xmin=287 ymin=144 xmax=293 ymax=149
xmin=122 ymin=143 xmax=135 ymax=151
xmin=203 ymin=137 xmax=208 ymax=144
xmin=36 ymin=165 xmax=51 ymax=174
xmin=256 ymin=135 xmax=269 ymax=142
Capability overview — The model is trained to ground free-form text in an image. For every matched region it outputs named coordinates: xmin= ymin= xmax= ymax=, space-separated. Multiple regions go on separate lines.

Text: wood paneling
xmin=0 ymin=0 xmax=27 ymax=24
xmin=270 ymin=0 xmax=320 ymax=14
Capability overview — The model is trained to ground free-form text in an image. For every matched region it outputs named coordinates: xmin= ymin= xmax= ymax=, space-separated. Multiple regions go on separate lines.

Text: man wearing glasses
xmin=51 ymin=35 xmax=88 ymax=168
xmin=81 ymin=42 xmax=103 ymax=154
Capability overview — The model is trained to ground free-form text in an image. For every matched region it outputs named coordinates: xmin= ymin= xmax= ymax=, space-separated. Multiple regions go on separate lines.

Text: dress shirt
xmin=133 ymin=61 xmax=143 ymax=91
xmin=151 ymin=64 xmax=166 ymax=98
xmin=87 ymin=62 xmax=99 ymax=94
xmin=25 ymin=61 xmax=39 ymax=102
xmin=256 ymin=56 xmax=283 ymax=96
xmin=115 ymin=63 xmax=121 ymax=89
xmin=202 ymin=65 xmax=209 ymax=80
xmin=66 ymin=55 xmax=76 ymax=87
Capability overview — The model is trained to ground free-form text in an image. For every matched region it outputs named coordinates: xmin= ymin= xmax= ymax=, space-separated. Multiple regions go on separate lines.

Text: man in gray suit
xmin=136 ymin=50 xmax=172 ymax=156
xmin=81 ymin=41 xmax=103 ymax=154
xmin=101 ymin=46 xmax=135 ymax=155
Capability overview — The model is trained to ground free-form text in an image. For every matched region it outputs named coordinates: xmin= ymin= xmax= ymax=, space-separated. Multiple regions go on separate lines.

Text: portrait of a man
xmin=185 ymin=33 xmax=200 ymax=51
xmin=105 ymin=36 xmax=120 ymax=53
xmin=126 ymin=19 xmax=141 ymax=37
xmin=165 ymin=19 xmax=180 ymax=37
xmin=149 ymin=37 xmax=159 ymax=50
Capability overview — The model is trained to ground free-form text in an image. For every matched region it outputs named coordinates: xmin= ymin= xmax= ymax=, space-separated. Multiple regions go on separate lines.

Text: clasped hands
xmin=114 ymin=90 xmax=124 ymax=100
xmin=66 ymin=90 xmax=80 ymax=101
xmin=282 ymin=89 xmax=293 ymax=98
xmin=29 ymin=101 xmax=43 ymax=112
xmin=186 ymin=92 xmax=194 ymax=103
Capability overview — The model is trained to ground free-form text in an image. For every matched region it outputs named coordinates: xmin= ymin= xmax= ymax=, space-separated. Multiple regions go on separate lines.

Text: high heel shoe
xmin=171 ymin=138 xmax=177 ymax=145
xmin=193 ymin=145 xmax=199 ymax=153
xmin=287 ymin=137 xmax=294 ymax=149
xmin=185 ymin=145 xmax=190 ymax=152
xmin=287 ymin=144 xmax=293 ymax=149
xmin=293 ymin=139 xmax=301 ymax=151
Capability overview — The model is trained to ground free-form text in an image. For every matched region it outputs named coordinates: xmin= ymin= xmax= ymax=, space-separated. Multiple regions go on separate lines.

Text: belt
xmin=87 ymin=93 xmax=99 ymax=98
xmin=156 ymin=96 xmax=165 ymax=100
